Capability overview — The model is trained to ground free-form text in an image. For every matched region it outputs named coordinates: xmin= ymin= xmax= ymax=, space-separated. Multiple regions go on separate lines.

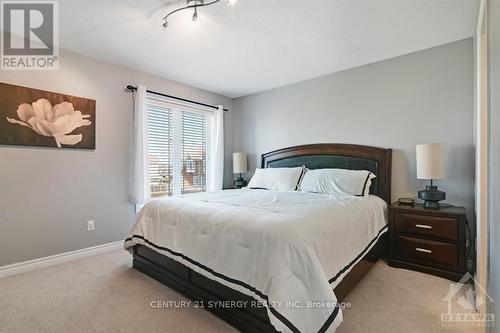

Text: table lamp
xmin=233 ymin=152 xmax=248 ymax=188
xmin=416 ymin=143 xmax=446 ymax=209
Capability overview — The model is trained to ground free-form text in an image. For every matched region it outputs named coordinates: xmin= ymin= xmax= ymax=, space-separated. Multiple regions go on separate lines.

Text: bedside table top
xmin=390 ymin=202 xmax=466 ymax=216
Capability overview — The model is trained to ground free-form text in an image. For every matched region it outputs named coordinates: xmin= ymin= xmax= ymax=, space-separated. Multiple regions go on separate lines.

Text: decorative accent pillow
xmin=299 ymin=168 xmax=376 ymax=196
xmin=247 ymin=167 xmax=304 ymax=191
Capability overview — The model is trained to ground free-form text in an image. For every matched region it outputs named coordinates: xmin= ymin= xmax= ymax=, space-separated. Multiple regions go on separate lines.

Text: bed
xmin=125 ymin=143 xmax=392 ymax=333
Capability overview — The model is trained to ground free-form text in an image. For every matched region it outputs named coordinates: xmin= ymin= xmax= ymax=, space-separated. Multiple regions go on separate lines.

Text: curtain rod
xmin=126 ymin=85 xmax=229 ymax=112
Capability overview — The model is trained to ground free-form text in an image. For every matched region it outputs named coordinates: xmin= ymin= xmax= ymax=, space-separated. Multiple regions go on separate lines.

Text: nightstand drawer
xmin=394 ymin=213 xmax=457 ymax=241
xmin=393 ymin=235 xmax=458 ymax=269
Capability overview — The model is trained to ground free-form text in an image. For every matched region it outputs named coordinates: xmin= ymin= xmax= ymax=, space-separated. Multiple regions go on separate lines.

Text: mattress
xmin=125 ymin=189 xmax=388 ymax=333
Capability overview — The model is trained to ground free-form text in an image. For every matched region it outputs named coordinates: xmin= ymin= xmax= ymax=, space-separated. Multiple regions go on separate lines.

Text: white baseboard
xmin=0 ymin=241 xmax=124 ymax=278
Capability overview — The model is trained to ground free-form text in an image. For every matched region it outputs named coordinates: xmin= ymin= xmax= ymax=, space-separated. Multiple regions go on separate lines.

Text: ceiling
xmin=58 ymin=0 xmax=478 ymax=98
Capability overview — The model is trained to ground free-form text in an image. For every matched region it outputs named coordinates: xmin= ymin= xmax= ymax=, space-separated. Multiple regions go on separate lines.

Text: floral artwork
xmin=6 ymin=99 xmax=92 ymax=148
xmin=0 ymin=83 xmax=95 ymax=149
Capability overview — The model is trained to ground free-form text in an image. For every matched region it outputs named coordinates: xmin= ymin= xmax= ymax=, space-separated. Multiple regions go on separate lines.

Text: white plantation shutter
xmin=146 ymin=96 xmax=209 ymax=197
xmin=147 ymin=103 xmax=173 ymax=197
xmin=181 ymin=111 xmax=207 ymax=194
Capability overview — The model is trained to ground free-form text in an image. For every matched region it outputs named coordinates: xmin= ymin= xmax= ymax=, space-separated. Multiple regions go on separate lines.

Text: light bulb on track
xmin=192 ymin=7 xmax=198 ymax=21
xmin=161 ymin=0 xmax=228 ymax=30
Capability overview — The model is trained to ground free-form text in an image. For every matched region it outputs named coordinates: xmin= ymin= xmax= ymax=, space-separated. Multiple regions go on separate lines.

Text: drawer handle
xmin=416 ymin=247 xmax=432 ymax=254
xmin=415 ymin=224 xmax=432 ymax=230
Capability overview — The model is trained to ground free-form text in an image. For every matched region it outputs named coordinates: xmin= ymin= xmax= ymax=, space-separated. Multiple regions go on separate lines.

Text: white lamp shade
xmin=232 ymin=152 xmax=248 ymax=174
xmin=416 ymin=144 xmax=445 ymax=180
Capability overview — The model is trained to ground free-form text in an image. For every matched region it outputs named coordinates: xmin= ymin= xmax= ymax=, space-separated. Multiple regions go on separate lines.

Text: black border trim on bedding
xmin=328 ymin=224 xmax=388 ymax=284
xmin=354 ymin=172 xmax=373 ymax=197
xmin=126 ymin=234 xmax=300 ymax=333
xmin=125 ymin=224 xmax=388 ymax=333
xmin=295 ymin=166 xmax=307 ymax=191
xmin=360 ymin=172 xmax=371 ymax=196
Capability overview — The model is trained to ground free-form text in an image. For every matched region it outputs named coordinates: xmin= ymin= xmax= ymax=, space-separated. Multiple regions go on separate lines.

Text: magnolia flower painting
xmin=7 ymin=99 xmax=92 ymax=148
xmin=0 ymin=83 xmax=95 ymax=149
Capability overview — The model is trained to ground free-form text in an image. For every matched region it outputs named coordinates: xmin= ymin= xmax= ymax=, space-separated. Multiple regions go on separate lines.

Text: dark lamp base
xmin=418 ymin=185 xmax=446 ymax=209
xmin=234 ymin=177 xmax=247 ymax=189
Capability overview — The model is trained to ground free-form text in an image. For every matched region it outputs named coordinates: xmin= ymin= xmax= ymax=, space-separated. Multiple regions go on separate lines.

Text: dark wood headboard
xmin=261 ymin=143 xmax=392 ymax=204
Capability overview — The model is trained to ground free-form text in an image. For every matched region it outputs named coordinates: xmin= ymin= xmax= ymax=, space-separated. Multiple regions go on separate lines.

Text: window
xmin=181 ymin=111 xmax=207 ymax=194
xmin=147 ymin=103 xmax=172 ymax=197
xmin=147 ymin=97 xmax=208 ymax=197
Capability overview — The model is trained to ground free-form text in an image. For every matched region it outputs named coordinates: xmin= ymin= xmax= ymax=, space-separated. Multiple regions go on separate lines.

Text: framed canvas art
xmin=0 ymin=82 xmax=96 ymax=149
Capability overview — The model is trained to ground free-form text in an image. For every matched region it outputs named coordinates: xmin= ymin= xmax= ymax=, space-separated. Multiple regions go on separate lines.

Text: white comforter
xmin=124 ymin=189 xmax=387 ymax=333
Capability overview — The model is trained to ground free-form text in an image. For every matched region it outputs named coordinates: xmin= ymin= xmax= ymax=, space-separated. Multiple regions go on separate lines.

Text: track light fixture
xmin=161 ymin=0 xmax=235 ymax=29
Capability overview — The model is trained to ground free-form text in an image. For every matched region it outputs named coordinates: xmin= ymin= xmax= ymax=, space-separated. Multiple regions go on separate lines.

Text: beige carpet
xmin=0 ymin=250 xmax=481 ymax=333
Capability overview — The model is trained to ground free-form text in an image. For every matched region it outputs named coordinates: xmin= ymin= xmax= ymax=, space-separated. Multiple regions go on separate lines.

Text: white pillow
xmin=247 ymin=167 xmax=304 ymax=191
xmin=299 ymin=168 xmax=375 ymax=196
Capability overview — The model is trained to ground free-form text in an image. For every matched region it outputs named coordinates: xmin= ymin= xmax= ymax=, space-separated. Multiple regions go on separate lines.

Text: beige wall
xmin=0 ymin=49 xmax=233 ymax=266
xmin=232 ymin=39 xmax=474 ymax=216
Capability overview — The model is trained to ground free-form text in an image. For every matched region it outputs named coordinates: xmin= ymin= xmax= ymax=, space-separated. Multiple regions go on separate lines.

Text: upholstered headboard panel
xmin=261 ymin=144 xmax=392 ymax=204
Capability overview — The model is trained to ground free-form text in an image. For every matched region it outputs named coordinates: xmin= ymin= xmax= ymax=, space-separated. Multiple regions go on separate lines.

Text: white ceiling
xmin=59 ymin=0 xmax=478 ymax=98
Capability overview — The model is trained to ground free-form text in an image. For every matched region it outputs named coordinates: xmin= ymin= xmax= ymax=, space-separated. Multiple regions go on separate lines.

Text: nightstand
xmin=388 ymin=203 xmax=469 ymax=281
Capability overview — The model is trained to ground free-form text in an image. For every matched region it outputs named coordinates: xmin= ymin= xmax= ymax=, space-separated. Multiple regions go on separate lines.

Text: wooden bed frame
xmin=131 ymin=143 xmax=392 ymax=333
